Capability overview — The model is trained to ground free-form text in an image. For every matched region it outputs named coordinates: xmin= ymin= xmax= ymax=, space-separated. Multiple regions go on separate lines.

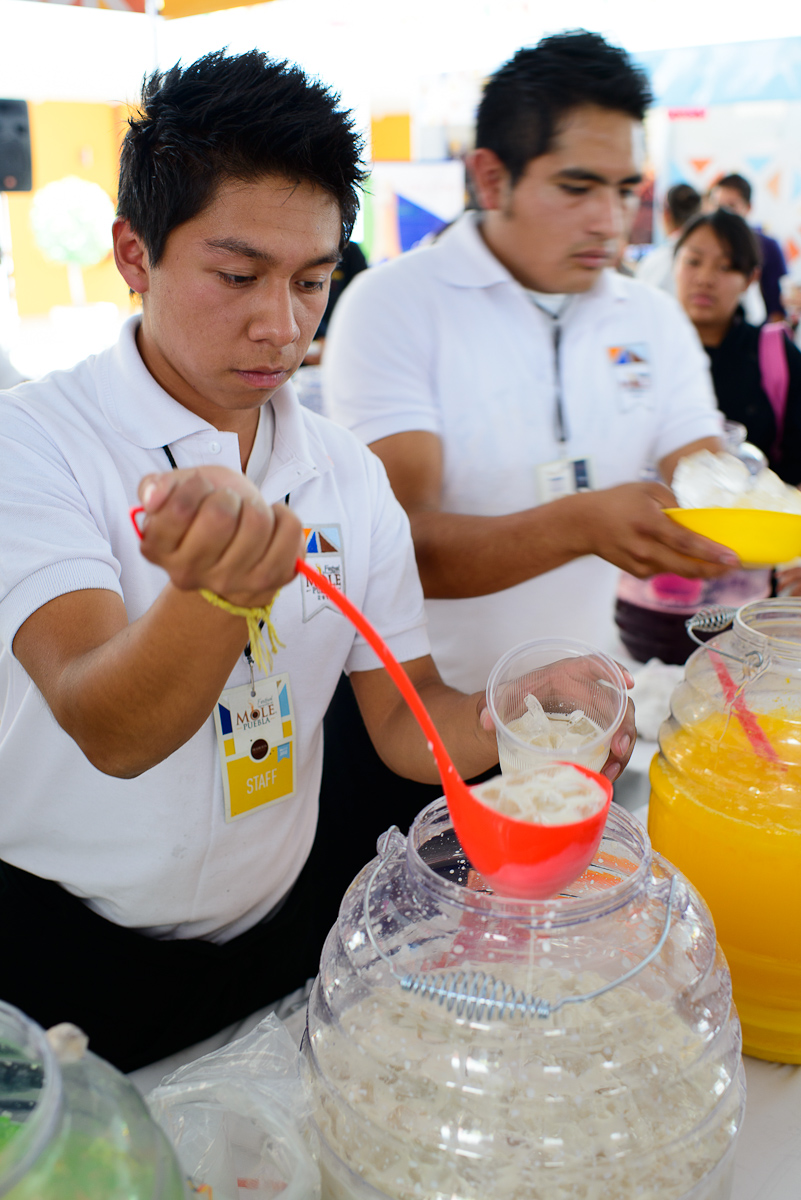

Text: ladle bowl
xmin=448 ymin=762 xmax=613 ymax=898
xmin=295 ymin=558 xmax=613 ymax=899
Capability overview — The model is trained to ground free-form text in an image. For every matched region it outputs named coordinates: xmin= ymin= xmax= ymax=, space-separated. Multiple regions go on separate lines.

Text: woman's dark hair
xmin=674 ymin=209 xmax=762 ymax=276
xmin=665 ymin=183 xmax=700 ymax=229
xmin=475 ymin=30 xmax=652 ymax=186
xmin=715 ymin=173 xmax=752 ymax=206
xmin=117 ymin=49 xmax=366 ymax=265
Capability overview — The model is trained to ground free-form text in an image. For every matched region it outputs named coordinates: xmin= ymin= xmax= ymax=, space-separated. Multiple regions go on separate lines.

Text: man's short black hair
xmin=674 ymin=209 xmax=762 ymax=276
xmin=475 ymin=30 xmax=652 ymax=185
xmin=666 ymin=183 xmax=701 ymax=229
xmin=117 ymin=49 xmax=366 ymax=265
xmin=714 ymin=173 xmax=752 ymax=207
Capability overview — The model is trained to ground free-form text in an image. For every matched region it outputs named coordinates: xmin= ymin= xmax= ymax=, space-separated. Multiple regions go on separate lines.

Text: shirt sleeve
xmin=647 ymin=290 xmax=724 ymax=464
xmin=323 ymin=258 xmax=441 ymax=446
xmin=0 ymin=397 xmax=123 ymax=648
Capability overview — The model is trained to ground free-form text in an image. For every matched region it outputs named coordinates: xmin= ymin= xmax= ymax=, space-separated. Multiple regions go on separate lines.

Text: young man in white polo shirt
xmin=324 ymin=31 xmax=739 ymax=695
xmin=0 ymin=51 xmax=621 ymax=1072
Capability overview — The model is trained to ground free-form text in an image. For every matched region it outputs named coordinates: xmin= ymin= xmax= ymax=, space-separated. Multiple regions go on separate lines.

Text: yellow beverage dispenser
xmin=649 ymin=598 xmax=801 ymax=1063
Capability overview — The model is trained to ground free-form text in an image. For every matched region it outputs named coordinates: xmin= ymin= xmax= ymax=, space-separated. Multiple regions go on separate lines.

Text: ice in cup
xmin=486 ymin=637 xmax=628 ymax=775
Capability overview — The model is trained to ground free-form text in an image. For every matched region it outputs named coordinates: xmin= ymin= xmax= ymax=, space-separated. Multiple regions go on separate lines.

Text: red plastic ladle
xmin=295 ymin=558 xmax=457 ymax=784
xmin=707 ymin=649 xmax=780 ymax=764
xmin=130 ymin=501 xmax=609 ymax=897
xmin=295 ymin=558 xmax=612 ymax=897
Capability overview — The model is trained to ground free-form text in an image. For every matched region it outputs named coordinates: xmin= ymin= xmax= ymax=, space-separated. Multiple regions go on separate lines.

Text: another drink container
xmin=0 ymin=1001 xmax=188 ymax=1198
xmin=649 ymin=597 xmax=801 ymax=1062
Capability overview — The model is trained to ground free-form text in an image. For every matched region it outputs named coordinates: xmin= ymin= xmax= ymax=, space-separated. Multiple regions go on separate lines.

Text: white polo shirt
xmin=0 ymin=317 xmax=429 ymax=942
xmin=324 ymin=212 xmax=722 ymax=693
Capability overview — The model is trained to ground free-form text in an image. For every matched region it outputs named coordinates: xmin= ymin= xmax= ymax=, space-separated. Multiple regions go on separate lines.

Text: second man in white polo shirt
xmin=325 ymin=31 xmax=738 ymax=694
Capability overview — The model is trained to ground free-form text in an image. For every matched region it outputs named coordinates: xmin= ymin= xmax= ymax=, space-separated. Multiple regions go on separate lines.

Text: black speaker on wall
xmin=0 ymin=100 xmax=32 ymax=193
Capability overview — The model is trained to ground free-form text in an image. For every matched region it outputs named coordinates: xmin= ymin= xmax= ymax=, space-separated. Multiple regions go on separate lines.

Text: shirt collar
xmin=430 ymin=212 xmax=516 ymax=288
xmin=264 ymin=378 xmax=328 ymax=504
xmin=98 ymin=315 xmax=326 ymax=501
xmin=100 ymin=316 xmax=217 ymax=449
xmin=431 ymin=212 xmax=629 ymax=307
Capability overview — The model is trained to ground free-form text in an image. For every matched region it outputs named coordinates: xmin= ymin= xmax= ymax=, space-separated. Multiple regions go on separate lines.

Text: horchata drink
xmin=486 ymin=638 xmax=627 ymax=775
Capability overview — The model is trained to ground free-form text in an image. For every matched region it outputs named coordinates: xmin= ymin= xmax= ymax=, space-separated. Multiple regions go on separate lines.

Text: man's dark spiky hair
xmin=117 ymin=49 xmax=366 ymax=264
xmin=476 ymin=30 xmax=652 ymax=185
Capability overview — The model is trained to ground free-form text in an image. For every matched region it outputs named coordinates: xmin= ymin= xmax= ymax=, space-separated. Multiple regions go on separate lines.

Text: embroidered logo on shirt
xmin=608 ymin=343 xmax=650 ymax=387
xmin=300 ymin=524 xmax=345 ymax=621
xmin=607 ymin=343 xmax=652 ymax=410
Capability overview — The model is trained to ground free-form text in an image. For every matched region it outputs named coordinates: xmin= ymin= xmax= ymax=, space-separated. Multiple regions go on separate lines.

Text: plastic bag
xmin=147 ymin=1013 xmax=320 ymax=1200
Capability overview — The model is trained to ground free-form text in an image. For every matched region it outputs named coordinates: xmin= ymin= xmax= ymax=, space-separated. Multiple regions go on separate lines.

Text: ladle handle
xmin=295 ymin=558 xmax=455 ymax=777
xmin=707 ymin=649 xmax=780 ymax=764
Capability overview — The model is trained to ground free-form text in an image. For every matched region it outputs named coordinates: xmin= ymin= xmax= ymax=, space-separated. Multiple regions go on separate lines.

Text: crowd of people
xmin=0 ymin=29 xmax=796 ymax=1072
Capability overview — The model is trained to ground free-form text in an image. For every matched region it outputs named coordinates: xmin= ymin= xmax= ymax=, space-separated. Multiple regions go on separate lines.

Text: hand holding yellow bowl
xmin=664 ymin=507 xmax=801 ymax=568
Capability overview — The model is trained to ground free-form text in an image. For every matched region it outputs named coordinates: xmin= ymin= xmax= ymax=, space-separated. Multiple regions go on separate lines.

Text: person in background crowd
xmin=674 ymin=208 xmax=801 ymax=486
xmin=635 ymin=182 xmax=700 ymax=295
xmin=0 ymin=49 xmax=543 ymax=1073
xmin=303 ymin=238 xmax=368 ymax=365
xmin=708 ymin=173 xmax=788 ymax=323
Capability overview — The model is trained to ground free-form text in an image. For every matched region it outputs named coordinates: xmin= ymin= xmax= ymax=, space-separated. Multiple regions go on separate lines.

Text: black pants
xmin=0 ymin=676 xmax=459 ymax=1073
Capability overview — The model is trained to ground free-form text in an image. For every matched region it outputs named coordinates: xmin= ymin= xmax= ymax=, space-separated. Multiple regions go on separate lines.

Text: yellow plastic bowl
xmin=664 ymin=507 xmax=801 ymax=567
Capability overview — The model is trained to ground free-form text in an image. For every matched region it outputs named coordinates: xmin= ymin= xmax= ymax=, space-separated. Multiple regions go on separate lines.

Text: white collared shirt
xmin=324 ymin=211 xmax=722 ymax=692
xmin=0 ymin=317 xmax=429 ymax=941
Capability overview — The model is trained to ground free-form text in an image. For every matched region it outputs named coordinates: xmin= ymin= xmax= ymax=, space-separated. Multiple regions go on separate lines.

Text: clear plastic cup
xmin=486 ymin=637 xmax=628 ymax=775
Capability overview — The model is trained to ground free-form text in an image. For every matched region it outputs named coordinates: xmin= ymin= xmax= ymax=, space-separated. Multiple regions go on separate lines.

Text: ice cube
xmin=566 ymin=711 xmax=600 ymax=739
xmin=507 ymin=714 xmax=553 ymax=747
xmin=472 ymin=765 xmax=607 ymax=825
xmin=672 ymin=451 xmax=751 ymax=509
xmin=672 ymin=450 xmax=801 ymax=514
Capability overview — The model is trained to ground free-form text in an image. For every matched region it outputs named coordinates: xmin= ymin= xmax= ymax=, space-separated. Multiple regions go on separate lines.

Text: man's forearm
xmin=366 ymin=677 xmax=498 ymax=784
xmin=409 ymin=495 xmax=593 ymax=599
xmin=18 ymin=585 xmax=251 ymax=778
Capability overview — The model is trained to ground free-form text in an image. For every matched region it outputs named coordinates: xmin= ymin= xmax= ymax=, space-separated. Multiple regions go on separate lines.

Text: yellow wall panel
xmin=7 ymin=101 xmax=136 ymax=316
xmin=161 ymin=0 xmax=272 ymax=16
xmin=370 ymin=114 xmax=411 ymax=163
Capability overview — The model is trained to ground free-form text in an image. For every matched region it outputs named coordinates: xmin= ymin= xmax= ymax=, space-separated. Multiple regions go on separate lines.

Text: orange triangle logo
xmin=767 ymin=171 xmax=781 ymax=198
xmin=689 ymin=157 xmax=712 ymax=175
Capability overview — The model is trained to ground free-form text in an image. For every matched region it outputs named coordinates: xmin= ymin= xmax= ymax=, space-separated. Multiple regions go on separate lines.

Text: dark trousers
xmin=0 ymin=676 xmax=452 ymax=1073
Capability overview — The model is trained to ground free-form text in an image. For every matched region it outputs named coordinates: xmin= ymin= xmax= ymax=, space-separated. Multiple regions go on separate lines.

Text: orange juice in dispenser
xmin=649 ymin=598 xmax=801 ymax=1063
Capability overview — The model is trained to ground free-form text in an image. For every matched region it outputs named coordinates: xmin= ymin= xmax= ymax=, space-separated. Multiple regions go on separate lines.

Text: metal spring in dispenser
xmin=362 ymin=829 xmax=678 ymax=1022
xmin=400 ymin=970 xmax=554 ymax=1021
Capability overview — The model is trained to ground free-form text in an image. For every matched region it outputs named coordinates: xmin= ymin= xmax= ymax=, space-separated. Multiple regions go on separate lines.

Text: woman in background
xmin=675 ymin=208 xmax=801 ymax=595
xmin=674 ymin=208 xmax=801 ymax=485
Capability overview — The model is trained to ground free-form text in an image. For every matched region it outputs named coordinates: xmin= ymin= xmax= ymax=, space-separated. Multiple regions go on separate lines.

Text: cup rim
xmin=485 ymin=636 xmax=628 ymax=755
